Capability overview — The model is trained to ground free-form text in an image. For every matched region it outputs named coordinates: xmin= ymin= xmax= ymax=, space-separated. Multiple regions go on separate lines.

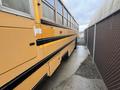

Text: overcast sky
xmin=63 ymin=0 xmax=104 ymax=32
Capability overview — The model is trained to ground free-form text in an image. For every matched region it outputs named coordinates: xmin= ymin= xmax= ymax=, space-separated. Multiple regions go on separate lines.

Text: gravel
xmin=75 ymin=55 xmax=101 ymax=79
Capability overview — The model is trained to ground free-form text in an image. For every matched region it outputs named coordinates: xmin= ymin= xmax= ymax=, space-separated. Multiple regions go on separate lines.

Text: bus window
xmin=42 ymin=0 xmax=55 ymax=22
xmin=57 ymin=1 xmax=63 ymax=25
xmin=68 ymin=14 xmax=71 ymax=28
xmin=63 ymin=8 xmax=68 ymax=27
xmin=1 ymin=0 xmax=31 ymax=15
xmin=71 ymin=17 xmax=74 ymax=29
xmin=68 ymin=21 xmax=70 ymax=28
xmin=64 ymin=8 xmax=68 ymax=19
xmin=57 ymin=1 xmax=62 ymax=15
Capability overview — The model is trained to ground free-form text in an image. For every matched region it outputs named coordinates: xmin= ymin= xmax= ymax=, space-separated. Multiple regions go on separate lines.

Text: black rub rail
xmin=36 ymin=34 xmax=75 ymax=46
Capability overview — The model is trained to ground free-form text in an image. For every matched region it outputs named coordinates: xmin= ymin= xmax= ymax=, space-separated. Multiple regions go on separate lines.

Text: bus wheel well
xmin=62 ymin=52 xmax=69 ymax=61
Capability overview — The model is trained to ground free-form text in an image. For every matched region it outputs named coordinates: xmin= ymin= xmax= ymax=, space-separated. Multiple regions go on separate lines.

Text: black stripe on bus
xmin=1 ymin=39 xmax=76 ymax=90
xmin=41 ymin=19 xmax=72 ymax=30
xmin=36 ymin=34 xmax=75 ymax=46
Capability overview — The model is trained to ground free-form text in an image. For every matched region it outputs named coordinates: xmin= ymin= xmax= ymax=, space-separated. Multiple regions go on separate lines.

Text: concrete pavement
xmin=38 ymin=46 xmax=107 ymax=90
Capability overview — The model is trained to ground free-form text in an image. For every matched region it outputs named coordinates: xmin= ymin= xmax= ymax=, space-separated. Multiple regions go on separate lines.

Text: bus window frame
xmin=0 ymin=0 xmax=34 ymax=19
xmin=41 ymin=0 xmax=79 ymax=30
xmin=41 ymin=0 xmax=55 ymax=23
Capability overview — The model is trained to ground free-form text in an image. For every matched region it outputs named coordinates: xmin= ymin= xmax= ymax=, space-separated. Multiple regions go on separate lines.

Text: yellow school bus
xmin=0 ymin=0 xmax=79 ymax=89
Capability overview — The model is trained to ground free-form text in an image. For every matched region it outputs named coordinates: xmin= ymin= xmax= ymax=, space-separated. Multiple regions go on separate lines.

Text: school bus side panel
xmin=0 ymin=11 xmax=38 ymax=86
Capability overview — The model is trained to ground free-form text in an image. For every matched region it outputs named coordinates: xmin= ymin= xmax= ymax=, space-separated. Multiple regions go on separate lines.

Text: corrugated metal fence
xmin=85 ymin=10 xmax=120 ymax=90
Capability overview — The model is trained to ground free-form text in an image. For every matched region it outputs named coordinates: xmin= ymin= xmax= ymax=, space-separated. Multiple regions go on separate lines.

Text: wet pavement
xmin=39 ymin=46 xmax=107 ymax=90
